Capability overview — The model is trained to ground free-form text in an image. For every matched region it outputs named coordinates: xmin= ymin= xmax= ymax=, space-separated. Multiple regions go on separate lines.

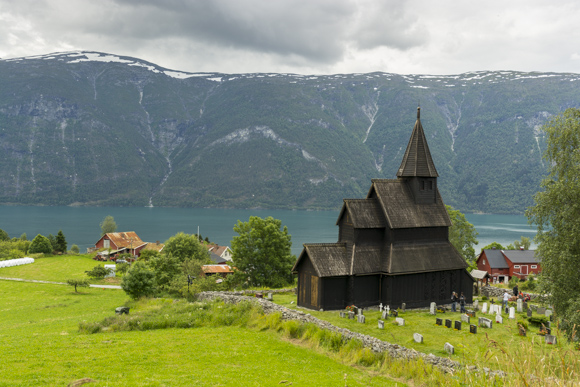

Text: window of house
xmin=483 ymin=259 xmax=486 ymax=265
xmin=514 ymin=265 xmax=520 ymax=269
xmin=531 ymin=265 xmax=537 ymax=269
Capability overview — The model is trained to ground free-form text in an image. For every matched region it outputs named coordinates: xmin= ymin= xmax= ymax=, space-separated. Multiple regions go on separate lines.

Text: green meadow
xmin=2 ymin=256 xmax=579 ymax=386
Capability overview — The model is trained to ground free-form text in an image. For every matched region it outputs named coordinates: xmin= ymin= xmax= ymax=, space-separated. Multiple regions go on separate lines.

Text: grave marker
xmin=401 ymin=302 xmax=406 ymax=312
xmin=444 ymin=342 xmax=454 ymax=355
xmin=430 ymin=302 xmax=436 ymax=315
xmin=454 ymin=321 xmax=462 ymax=330
xmin=479 ymin=317 xmax=493 ymax=329
xmin=545 ymin=335 xmax=557 ymax=345
xmin=445 ymin=319 xmax=452 ymax=328
xmin=395 ymin=317 xmax=405 ymax=326
xmin=482 ymin=302 xmax=488 ymax=314
xmin=436 ymin=318 xmax=442 ymax=326
xmin=357 ymin=315 xmax=366 ymax=323
xmin=470 ymin=324 xmax=477 ymax=334
xmin=382 ymin=310 xmax=388 ymax=320
xmin=509 ymin=307 xmax=516 ymax=319
xmin=339 ymin=311 xmax=346 ymax=318
xmin=517 ymin=299 xmax=523 ymax=313
xmin=495 ymin=315 xmax=503 ymax=324
xmin=378 ymin=320 xmax=384 ymax=329
xmin=473 ymin=299 xmax=479 ymax=310
xmin=537 ymin=307 xmax=546 ymax=315
xmin=527 ymin=309 xmax=533 ymax=318
xmin=545 ymin=309 xmax=553 ymax=319
xmin=413 ymin=333 xmax=423 ymax=344
xmin=348 ymin=311 xmax=355 ymax=320
xmin=461 ymin=314 xmax=470 ymax=324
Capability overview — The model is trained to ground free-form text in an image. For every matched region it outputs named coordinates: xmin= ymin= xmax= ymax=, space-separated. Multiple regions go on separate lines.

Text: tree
xmin=526 ymin=108 xmax=580 ymax=338
xmin=481 ymin=242 xmax=505 ymax=251
xmin=100 ymin=215 xmax=117 ymax=235
xmin=231 ymin=216 xmax=295 ymax=288
xmin=138 ymin=249 xmax=161 ymax=262
xmin=55 ymin=230 xmax=67 ymax=253
xmin=163 ymin=232 xmax=209 ymax=262
xmin=149 ymin=255 xmax=182 ymax=292
xmin=28 ymin=234 xmax=53 ymax=254
xmin=85 ymin=265 xmax=112 ymax=279
xmin=446 ymin=205 xmax=479 ymax=262
xmin=47 ymin=234 xmax=57 ymax=251
xmin=70 ymin=244 xmax=80 ymax=254
xmin=67 ymin=279 xmax=90 ymax=293
xmin=121 ymin=261 xmax=156 ymax=299
xmin=513 ymin=236 xmax=531 ymax=250
xmin=20 ymin=233 xmax=27 ymax=241
xmin=0 ymin=229 xmax=9 ymax=241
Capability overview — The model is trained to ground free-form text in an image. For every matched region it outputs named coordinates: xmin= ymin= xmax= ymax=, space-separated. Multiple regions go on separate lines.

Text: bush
xmin=116 ymin=262 xmax=130 ymax=275
xmin=28 ymin=234 xmax=53 ymax=254
xmin=85 ymin=265 xmax=112 ymax=279
xmin=121 ymin=261 xmax=156 ymax=299
xmin=70 ymin=244 xmax=80 ymax=254
xmin=527 ymin=315 xmax=549 ymax=326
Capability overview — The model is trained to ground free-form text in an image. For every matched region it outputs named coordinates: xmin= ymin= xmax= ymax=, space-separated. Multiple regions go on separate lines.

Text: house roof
xmin=292 ymin=243 xmax=349 ymax=277
xmin=384 ymin=241 xmax=467 ymax=274
xmin=103 ymin=232 xmax=144 ymax=249
xmin=210 ymin=252 xmax=227 ymax=264
xmin=471 ymin=269 xmax=491 ymax=280
xmin=142 ymin=242 xmax=164 ymax=252
xmin=336 ymin=199 xmax=387 ymax=228
xmin=351 ymin=245 xmax=383 ymax=274
xmin=480 ymin=249 xmax=509 ymax=269
xmin=202 ymin=265 xmax=233 ymax=274
xmin=396 ymin=107 xmax=439 ymax=178
xmin=370 ymin=179 xmax=451 ymax=229
xmin=502 ymin=250 xmax=540 ymax=264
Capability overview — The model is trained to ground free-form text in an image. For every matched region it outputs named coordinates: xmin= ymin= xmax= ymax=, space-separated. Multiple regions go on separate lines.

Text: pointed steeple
xmin=397 ymin=107 xmax=439 ymax=178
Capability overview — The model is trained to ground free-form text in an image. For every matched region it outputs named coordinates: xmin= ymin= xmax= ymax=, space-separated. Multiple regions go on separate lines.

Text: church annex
xmin=292 ymin=107 xmax=473 ymax=310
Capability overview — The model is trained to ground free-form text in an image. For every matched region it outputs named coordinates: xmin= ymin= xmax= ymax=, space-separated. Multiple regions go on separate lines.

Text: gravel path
xmin=0 ymin=276 xmax=122 ymax=289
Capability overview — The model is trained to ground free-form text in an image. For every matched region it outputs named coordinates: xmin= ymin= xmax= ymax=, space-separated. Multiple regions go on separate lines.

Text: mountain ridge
xmin=1 ymin=51 xmax=578 ymax=213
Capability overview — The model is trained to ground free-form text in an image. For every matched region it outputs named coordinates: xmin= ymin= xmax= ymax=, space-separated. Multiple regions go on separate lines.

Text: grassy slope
xmin=0 ymin=280 xmax=402 ymax=387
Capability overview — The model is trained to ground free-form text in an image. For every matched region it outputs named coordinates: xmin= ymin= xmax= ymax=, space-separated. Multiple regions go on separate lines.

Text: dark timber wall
xmin=321 ymin=277 xmax=348 ymax=310
xmin=353 ymin=275 xmax=380 ymax=307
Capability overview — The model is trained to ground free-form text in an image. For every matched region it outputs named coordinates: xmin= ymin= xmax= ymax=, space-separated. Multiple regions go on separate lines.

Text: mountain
xmin=1 ymin=51 xmax=578 ymax=213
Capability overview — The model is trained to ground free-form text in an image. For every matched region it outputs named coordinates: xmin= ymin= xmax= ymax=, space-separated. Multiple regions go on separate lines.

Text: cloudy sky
xmin=1 ymin=0 xmax=579 ymax=75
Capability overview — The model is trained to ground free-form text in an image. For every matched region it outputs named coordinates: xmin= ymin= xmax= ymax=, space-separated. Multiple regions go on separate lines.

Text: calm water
xmin=0 ymin=206 xmax=537 ymax=256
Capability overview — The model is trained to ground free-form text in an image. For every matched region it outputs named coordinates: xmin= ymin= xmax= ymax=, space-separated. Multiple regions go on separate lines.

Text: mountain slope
xmin=1 ymin=52 xmax=578 ymax=213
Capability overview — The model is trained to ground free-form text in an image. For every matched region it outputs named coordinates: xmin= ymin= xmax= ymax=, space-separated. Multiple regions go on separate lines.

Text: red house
xmin=476 ymin=248 xmax=541 ymax=282
xmin=94 ymin=232 xmax=163 ymax=261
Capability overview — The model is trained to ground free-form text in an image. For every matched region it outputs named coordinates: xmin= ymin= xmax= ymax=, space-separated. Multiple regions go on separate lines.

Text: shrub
xmin=28 ymin=234 xmax=53 ymax=254
xmin=70 ymin=244 xmax=80 ymax=254
xmin=116 ymin=262 xmax=130 ymax=275
xmin=527 ymin=315 xmax=549 ymax=326
xmin=121 ymin=261 xmax=156 ymax=299
xmin=85 ymin=265 xmax=112 ymax=279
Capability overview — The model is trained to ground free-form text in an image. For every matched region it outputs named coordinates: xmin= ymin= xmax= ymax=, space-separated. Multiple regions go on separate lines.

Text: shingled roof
xmin=336 ymin=199 xmax=387 ymax=228
xmin=370 ymin=179 xmax=451 ymax=229
xmin=384 ymin=241 xmax=467 ymax=274
xmin=397 ymin=107 xmax=439 ymax=178
xmin=292 ymin=243 xmax=349 ymax=277
xmin=481 ymin=249 xmax=509 ymax=269
xmin=502 ymin=250 xmax=540 ymax=264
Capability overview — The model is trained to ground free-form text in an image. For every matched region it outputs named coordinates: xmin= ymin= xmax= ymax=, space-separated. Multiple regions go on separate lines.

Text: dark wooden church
xmin=292 ymin=107 xmax=473 ymax=310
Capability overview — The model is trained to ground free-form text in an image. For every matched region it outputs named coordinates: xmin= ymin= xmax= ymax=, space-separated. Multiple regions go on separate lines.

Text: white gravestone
xmin=386 ymin=306 xmax=390 ymax=315
xmin=461 ymin=314 xmax=470 ymax=324
xmin=482 ymin=303 xmax=488 ymax=314
xmin=430 ymin=302 xmax=436 ymax=315
xmin=473 ymin=300 xmax=479 ymax=310
xmin=495 ymin=314 xmax=503 ymax=324
xmin=489 ymin=305 xmax=495 ymax=315
xmin=509 ymin=307 xmax=516 ymax=319
xmin=381 ymin=310 xmax=388 ymax=320
xmin=479 ymin=317 xmax=493 ymax=329
xmin=378 ymin=320 xmax=384 ymax=329
xmin=444 ymin=342 xmax=454 ymax=354
xmin=413 ymin=333 xmax=423 ymax=343
xmin=517 ymin=299 xmax=523 ymax=313
xmin=395 ymin=317 xmax=405 ymax=326
xmin=545 ymin=335 xmax=557 ymax=345
xmin=379 ymin=303 xmax=383 ymax=311
xmin=357 ymin=315 xmax=365 ymax=323
xmin=545 ymin=309 xmax=553 ymax=319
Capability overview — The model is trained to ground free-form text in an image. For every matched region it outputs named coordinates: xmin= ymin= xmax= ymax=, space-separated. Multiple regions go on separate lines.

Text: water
xmin=0 ymin=206 xmax=537 ymax=256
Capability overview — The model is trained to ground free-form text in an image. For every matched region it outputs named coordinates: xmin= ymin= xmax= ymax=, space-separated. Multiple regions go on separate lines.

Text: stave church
xmin=292 ymin=107 xmax=474 ymax=310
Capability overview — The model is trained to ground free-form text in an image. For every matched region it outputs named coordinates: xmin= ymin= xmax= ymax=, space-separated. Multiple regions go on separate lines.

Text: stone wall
xmin=480 ymin=285 xmax=544 ymax=301
xmin=197 ymin=291 xmax=505 ymax=378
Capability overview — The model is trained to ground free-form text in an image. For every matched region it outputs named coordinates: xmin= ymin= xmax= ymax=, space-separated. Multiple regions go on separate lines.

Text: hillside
xmin=1 ymin=51 xmax=578 ymax=213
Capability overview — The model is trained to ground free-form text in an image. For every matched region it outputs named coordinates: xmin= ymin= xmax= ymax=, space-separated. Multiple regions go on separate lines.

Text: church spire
xmin=397 ymin=107 xmax=439 ymax=178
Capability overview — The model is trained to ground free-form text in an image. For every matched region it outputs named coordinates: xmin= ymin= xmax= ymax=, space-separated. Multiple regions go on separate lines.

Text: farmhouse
xmin=292 ymin=108 xmax=473 ymax=310
xmin=476 ymin=248 xmax=541 ymax=282
xmin=93 ymin=232 xmax=164 ymax=261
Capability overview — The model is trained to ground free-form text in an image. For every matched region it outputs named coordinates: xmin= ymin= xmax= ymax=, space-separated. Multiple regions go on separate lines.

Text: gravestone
xmin=385 ymin=306 xmax=390 ymax=316
xmin=395 ymin=317 xmax=405 ymax=326
xmin=479 ymin=317 xmax=493 ymax=329
xmin=482 ymin=302 xmax=488 ymax=314
xmin=379 ymin=303 xmax=383 ymax=311
xmin=473 ymin=299 xmax=479 ymax=310
xmin=445 ymin=319 xmax=452 ymax=328
xmin=115 ymin=307 xmax=129 ymax=315
xmin=461 ymin=314 xmax=470 ymax=324
xmin=444 ymin=342 xmax=454 ymax=355
xmin=357 ymin=315 xmax=366 ymax=323
xmin=436 ymin=318 xmax=442 ymax=326
xmin=537 ymin=307 xmax=546 ymax=315
xmin=545 ymin=335 xmax=557 ymax=345
xmin=523 ymin=301 xmax=528 ymax=311
xmin=267 ymin=292 xmax=273 ymax=301
xmin=339 ymin=311 xmax=346 ymax=318
xmin=489 ymin=305 xmax=495 ymax=315
xmin=358 ymin=308 xmax=364 ymax=316
xmin=495 ymin=315 xmax=503 ymax=324
xmin=517 ymin=299 xmax=523 ymax=313
xmin=454 ymin=321 xmax=462 ymax=330
xmin=413 ymin=333 xmax=423 ymax=343
xmin=545 ymin=309 xmax=553 ymax=319
xmin=509 ymin=307 xmax=515 ymax=319
xmin=348 ymin=311 xmax=355 ymax=320
xmin=505 ymin=306 xmax=509 ymax=315
xmin=470 ymin=324 xmax=477 ymax=334
xmin=430 ymin=302 xmax=436 ymax=315
xmin=401 ymin=302 xmax=406 ymax=312
xmin=382 ymin=310 xmax=388 ymax=320
xmin=527 ymin=309 xmax=533 ymax=318
xmin=378 ymin=320 xmax=384 ymax=329
xmin=436 ymin=305 xmax=446 ymax=313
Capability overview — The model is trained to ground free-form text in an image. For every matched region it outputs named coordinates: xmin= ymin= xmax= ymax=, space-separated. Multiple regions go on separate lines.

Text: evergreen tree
xmin=55 ymin=230 xmax=67 ymax=253
xmin=0 ymin=228 xmax=9 ymax=241
xmin=47 ymin=234 xmax=57 ymax=251
xmin=28 ymin=234 xmax=53 ymax=254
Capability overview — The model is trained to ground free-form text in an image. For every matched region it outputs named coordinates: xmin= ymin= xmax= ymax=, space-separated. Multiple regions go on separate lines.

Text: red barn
xmin=476 ymin=248 xmax=541 ymax=282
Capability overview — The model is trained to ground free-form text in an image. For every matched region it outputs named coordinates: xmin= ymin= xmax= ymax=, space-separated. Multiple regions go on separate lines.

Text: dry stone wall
xmin=197 ymin=291 xmax=506 ymax=378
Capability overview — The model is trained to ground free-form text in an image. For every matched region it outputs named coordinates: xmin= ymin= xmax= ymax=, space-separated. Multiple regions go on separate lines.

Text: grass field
xmin=0 ymin=280 xmax=404 ymax=386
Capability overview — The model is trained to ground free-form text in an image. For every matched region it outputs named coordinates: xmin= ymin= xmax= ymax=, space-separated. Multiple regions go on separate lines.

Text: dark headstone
xmin=454 ymin=321 xmax=462 ymax=330
xmin=437 ymin=305 xmax=446 ymax=313
xmin=445 ymin=319 xmax=452 ymax=328
xmin=436 ymin=318 xmax=442 ymax=326
xmin=339 ymin=311 xmax=346 ymax=318
xmin=115 ymin=306 xmax=129 ymax=315
xmin=527 ymin=309 xmax=533 ymax=317
xmin=470 ymin=324 xmax=477 ymax=334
